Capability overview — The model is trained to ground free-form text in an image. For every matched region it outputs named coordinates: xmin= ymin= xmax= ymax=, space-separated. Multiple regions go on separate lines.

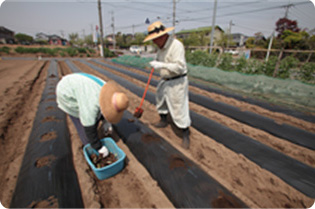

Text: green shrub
xmin=235 ymin=56 xmax=247 ymax=73
xmin=0 ymin=46 xmax=10 ymax=54
xmin=185 ymin=50 xmax=217 ymax=67
xmin=66 ymin=47 xmax=78 ymax=57
xmin=277 ymin=56 xmax=299 ymax=79
xmin=264 ymin=56 xmax=278 ymax=76
xmin=300 ymin=62 xmax=315 ymax=81
xmin=186 ymin=50 xmax=208 ymax=65
xmin=59 ymin=52 xmax=66 ymax=57
xmin=104 ymin=48 xmax=115 ymax=57
xmin=245 ymin=59 xmax=265 ymax=74
xmin=217 ymin=53 xmax=233 ymax=71
xmin=15 ymin=47 xmax=27 ymax=53
xmin=87 ymin=48 xmax=96 ymax=54
xmin=78 ymin=48 xmax=87 ymax=54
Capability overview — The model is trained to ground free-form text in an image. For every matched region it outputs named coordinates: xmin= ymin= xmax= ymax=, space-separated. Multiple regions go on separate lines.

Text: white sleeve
xmin=161 ymin=40 xmax=187 ymax=75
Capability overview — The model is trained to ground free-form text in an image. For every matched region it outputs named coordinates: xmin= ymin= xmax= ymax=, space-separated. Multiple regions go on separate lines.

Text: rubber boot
xmin=181 ymin=128 xmax=190 ymax=149
xmin=153 ymin=114 xmax=168 ymax=128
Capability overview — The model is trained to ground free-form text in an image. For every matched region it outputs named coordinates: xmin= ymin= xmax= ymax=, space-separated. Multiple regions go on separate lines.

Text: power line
xmin=105 ymin=1 xmax=311 ymax=35
xmin=178 ymin=0 xmax=262 ymax=14
xmin=173 ymin=1 xmax=308 ymax=26
xmin=108 ymin=1 xmax=259 ymax=30
xmin=217 ymin=1 xmax=308 ymax=18
xmin=290 ymin=6 xmax=315 ymax=26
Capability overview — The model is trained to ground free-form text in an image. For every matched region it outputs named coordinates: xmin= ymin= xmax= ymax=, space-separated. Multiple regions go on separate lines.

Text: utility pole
xmin=284 ymin=3 xmax=293 ymax=18
xmin=172 ymin=0 xmax=176 ymax=35
xmin=265 ymin=30 xmax=275 ymax=62
xmin=98 ymin=0 xmax=104 ymax=57
xmin=209 ymin=0 xmax=217 ymax=54
xmin=227 ymin=20 xmax=234 ymax=49
xmin=82 ymin=29 xmax=85 ymax=39
xmin=111 ymin=11 xmax=116 ymax=50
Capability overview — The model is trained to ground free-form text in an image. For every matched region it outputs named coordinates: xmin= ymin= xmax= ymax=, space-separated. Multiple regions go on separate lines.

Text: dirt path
xmin=90 ymin=59 xmax=315 ymax=168
xmin=0 ymin=58 xmax=314 ymax=208
xmin=58 ymin=61 xmax=174 ymax=208
xmin=0 ymin=60 xmax=48 ymax=207
xmin=73 ymin=60 xmax=314 ymax=208
xmin=102 ymin=59 xmax=315 ymax=133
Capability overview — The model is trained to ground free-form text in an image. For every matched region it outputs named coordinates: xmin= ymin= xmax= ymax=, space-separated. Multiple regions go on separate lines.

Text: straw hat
xmin=143 ymin=21 xmax=174 ymax=42
xmin=99 ymin=80 xmax=129 ymax=124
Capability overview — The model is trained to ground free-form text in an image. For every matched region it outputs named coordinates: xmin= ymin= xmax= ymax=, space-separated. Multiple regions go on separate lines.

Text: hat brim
xmin=143 ymin=27 xmax=175 ymax=42
xmin=99 ymin=80 xmax=124 ymax=124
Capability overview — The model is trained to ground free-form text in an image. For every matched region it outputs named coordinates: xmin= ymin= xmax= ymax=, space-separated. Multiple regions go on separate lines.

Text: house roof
xmin=232 ymin=33 xmax=249 ymax=39
xmin=0 ymin=26 xmax=14 ymax=33
xmin=176 ymin=26 xmax=224 ymax=35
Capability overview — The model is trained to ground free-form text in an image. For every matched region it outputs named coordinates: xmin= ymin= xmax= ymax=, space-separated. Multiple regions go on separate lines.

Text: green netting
xmin=188 ymin=64 xmax=315 ymax=110
xmin=112 ymin=55 xmax=315 ymax=111
xmin=112 ymin=55 xmax=153 ymax=69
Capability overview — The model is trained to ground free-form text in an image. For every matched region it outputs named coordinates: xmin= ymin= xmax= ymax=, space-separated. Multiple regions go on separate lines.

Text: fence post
xmin=306 ymin=52 xmax=312 ymax=63
xmin=273 ymin=48 xmax=283 ymax=77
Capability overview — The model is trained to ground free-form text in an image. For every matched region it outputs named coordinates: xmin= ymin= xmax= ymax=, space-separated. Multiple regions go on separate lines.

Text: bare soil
xmin=0 ymin=58 xmax=314 ymax=208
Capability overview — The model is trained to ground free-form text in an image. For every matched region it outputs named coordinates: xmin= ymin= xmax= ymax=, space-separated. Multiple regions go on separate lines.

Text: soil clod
xmin=90 ymin=152 xmax=117 ymax=168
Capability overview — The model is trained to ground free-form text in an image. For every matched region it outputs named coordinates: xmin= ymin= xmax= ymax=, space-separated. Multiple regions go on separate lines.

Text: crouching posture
xmin=56 ymin=73 xmax=129 ymax=157
xmin=143 ymin=21 xmax=191 ymax=149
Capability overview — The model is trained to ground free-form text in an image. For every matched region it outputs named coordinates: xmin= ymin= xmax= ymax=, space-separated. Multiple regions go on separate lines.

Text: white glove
xmin=149 ymin=60 xmax=165 ymax=70
xmin=98 ymin=146 xmax=109 ymax=158
xmin=102 ymin=121 xmax=113 ymax=136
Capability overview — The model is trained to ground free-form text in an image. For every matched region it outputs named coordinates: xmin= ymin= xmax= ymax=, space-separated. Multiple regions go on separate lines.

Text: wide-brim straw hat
xmin=99 ymin=80 xmax=129 ymax=124
xmin=143 ymin=21 xmax=174 ymax=42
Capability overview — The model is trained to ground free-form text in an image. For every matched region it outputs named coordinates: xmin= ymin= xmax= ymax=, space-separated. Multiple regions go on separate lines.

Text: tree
xmin=68 ymin=33 xmax=79 ymax=46
xmin=15 ymin=33 xmax=33 ymax=44
xmin=275 ymin=18 xmax=300 ymax=38
xmin=183 ymin=32 xmax=200 ymax=46
xmin=281 ymin=30 xmax=309 ymax=49
xmin=217 ymin=32 xmax=229 ymax=49
xmin=115 ymin=32 xmax=125 ymax=48
xmin=131 ymin=33 xmax=146 ymax=45
xmin=253 ymin=32 xmax=267 ymax=48
xmin=84 ymin=34 xmax=94 ymax=46
xmin=245 ymin=37 xmax=256 ymax=48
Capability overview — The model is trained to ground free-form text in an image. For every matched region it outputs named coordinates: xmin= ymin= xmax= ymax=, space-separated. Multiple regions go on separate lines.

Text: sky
xmin=0 ymin=0 xmax=314 ymax=40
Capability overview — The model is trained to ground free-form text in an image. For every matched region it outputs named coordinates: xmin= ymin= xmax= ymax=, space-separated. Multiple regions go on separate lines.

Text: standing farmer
xmin=56 ymin=73 xmax=129 ymax=157
xmin=143 ymin=21 xmax=191 ymax=149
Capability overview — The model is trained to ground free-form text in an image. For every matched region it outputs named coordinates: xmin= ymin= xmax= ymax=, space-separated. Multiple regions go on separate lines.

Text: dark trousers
xmin=69 ymin=115 xmax=89 ymax=145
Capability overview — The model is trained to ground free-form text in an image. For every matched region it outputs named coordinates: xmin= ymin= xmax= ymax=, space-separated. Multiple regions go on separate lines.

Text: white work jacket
xmin=155 ymin=36 xmax=191 ymax=129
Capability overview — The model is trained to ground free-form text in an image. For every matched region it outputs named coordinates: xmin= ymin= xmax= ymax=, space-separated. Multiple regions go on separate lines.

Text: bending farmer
xmin=56 ymin=73 xmax=129 ymax=157
xmin=143 ymin=21 xmax=191 ymax=149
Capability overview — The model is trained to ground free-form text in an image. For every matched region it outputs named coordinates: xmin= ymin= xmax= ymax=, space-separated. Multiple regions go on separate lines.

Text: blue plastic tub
xmin=83 ymin=137 xmax=126 ymax=180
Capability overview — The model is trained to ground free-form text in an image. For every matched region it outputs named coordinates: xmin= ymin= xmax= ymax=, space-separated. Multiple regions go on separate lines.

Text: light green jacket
xmin=56 ymin=73 xmax=105 ymax=126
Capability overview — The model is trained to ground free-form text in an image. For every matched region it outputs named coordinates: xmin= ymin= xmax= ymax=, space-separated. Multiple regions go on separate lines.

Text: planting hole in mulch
xmin=128 ymin=118 xmax=135 ymax=123
xmin=47 ymin=92 xmax=55 ymax=96
xmin=27 ymin=195 xmax=58 ymax=208
xmin=90 ymin=152 xmax=117 ymax=168
xmin=141 ymin=133 xmax=160 ymax=143
xmin=49 ymin=74 xmax=56 ymax=78
xmin=169 ymin=155 xmax=188 ymax=170
xmin=45 ymin=106 xmax=55 ymax=111
xmin=41 ymin=116 xmax=60 ymax=123
xmin=35 ymin=155 xmax=56 ymax=168
xmin=40 ymin=131 xmax=57 ymax=142
xmin=211 ymin=190 xmax=242 ymax=208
